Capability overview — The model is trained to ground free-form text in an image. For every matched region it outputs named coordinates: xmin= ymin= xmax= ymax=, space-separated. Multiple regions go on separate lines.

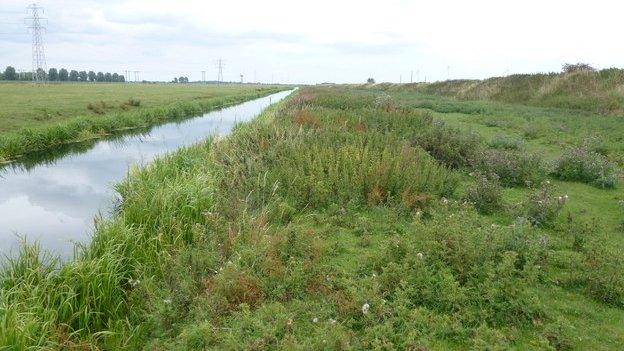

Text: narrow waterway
xmin=0 ymin=89 xmax=293 ymax=258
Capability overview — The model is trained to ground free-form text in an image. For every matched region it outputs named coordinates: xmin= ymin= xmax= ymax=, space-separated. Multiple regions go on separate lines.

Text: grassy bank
xmin=368 ymin=68 xmax=624 ymax=114
xmin=0 ymin=84 xmax=287 ymax=162
xmin=2 ymin=86 xmax=623 ymax=349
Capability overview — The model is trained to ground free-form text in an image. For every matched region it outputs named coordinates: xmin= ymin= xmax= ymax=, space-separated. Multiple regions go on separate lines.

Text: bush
xmin=552 ymin=147 xmax=619 ymax=188
xmin=415 ymin=122 xmax=482 ymax=168
xmin=474 ymin=149 xmax=546 ymax=187
xmin=488 ymin=134 xmax=525 ymax=150
xmin=562 ymin=63 xmax=595 ymax=73
xmin=522 ymin=181 xmax=567 ymax=228
xmin=373 ymin=93 xmax=397 ymax=112
xmin=465 ymin=173 xmax=503 ymax=214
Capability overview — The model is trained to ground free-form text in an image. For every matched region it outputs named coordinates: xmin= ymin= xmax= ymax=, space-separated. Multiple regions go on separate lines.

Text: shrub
xmin=474 ymin=149 xmax=546 ymax=187
xmin=415 ymin=122 xmax=482 ymax=168
xmin=488 ymin=134 xmax=525 ymax=150
xmin=373 ymin=93 xmax=397 ymax=112
xmin=465 ymin=173 xmax=503 ymax=214
xmin=562 ymin=63 xmax=595 ymax=73
xmin=522 ymin=181 xmax=567 ymax=228
xmin=552 ymin=147 xmax=619 ymax=188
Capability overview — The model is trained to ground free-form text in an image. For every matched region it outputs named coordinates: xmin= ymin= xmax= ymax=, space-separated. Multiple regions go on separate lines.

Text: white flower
xmin=416 ymin=252 xmax=424 ymax=260
xmin=362 ymin=303 xmax=370 ymax=314
xmin=329 ymin=319 xmax=337 ymax=325
xmin=312 ymin=317 xmax=319 ymax=323
xmin=415 ymin=211 xmax=422 ymax=217
xmin=441 ymin=197 xmax=449 ymax=204
xmin=163 ymin=299 xmax=172 ymax=304
xmin=128 ymin=278 xmax=140 ymax=287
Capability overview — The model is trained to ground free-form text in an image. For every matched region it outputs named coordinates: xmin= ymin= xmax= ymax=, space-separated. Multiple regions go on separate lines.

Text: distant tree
xmin=178 ymin=76 xmax=185 ymax=83
xmin=88 ymin=71 xmax=96 ymax=82
xmin=96 ymin=72 xmax=104 ymax=82
xmin=69 ymin=70 xmax=79 ymax=81
xmin=366 ymin=77 xmax=375 ymax=84
xmin=36 ymin=68 xmax=47 ymax=80
xmin=119 ymin=75 xmax=125 ymax=83
xmin=173 ymin=77 xmax=178 ymax=83
xmin=59 ymin=68 xmax=69 ymax=81
xmin=562 ymin=63 xmax=595 ymax=73
xmin=48 ymin=68 xmax=58 ymax=81
xmin=104 ymin=72 xmax=112 ymax=82
xmin=0 ymin=72 xmax=4 ymax=80
xmin=79 ymin=71 xmax=88 ymax=81
xmin=112 ymin=73 xmax=119 ymax=82
xmin=4 ymin=66 xmax=17 ymax=80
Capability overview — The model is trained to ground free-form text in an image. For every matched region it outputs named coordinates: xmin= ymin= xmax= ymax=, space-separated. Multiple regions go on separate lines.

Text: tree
xmin=173 ymin=77 xmax=178 ymax=83
xmin=36 ymin=68 xmax=47 ymax=81
xmin=96 ymin=72 xmax=104 ymax=82
xmin=88 ymin=71 xmax=96 ymax=82
xmin=48 ymin=68 xmax=58 ymax=81
xmin=562 ymin=63 xmax=595 ymax=73
xmin=119 ymin=75 xmax=125 ymax=83
xmin=69 ymin=70 xmax=79 ymax=81
xmin=112 ymin=73 xmax=119 ymax=82
xmin=367 ymin=77 xmax=375 ymax=84
xmin=4 ymin=66 xmax=17 ymax=80
xmin=59 ymin=68 xmax=69 ymax=81
xmin=79 ymin=71 xmax=88 ymax=82
xmin=104 ymin=72 xmax=112 ymax=82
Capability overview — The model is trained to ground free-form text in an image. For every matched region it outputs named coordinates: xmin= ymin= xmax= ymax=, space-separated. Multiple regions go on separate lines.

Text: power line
xmin=215 ymin=58 xmax=225 ymax=83
xmin=26 ymin=3 xmax=46 ymax=83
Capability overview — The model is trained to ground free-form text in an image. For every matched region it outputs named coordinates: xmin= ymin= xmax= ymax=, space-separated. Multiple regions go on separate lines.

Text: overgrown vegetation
xmin=392 ymin=68 xmax=624 ymax=114
xmin=1 ymin=85 xmax=623 ymax=349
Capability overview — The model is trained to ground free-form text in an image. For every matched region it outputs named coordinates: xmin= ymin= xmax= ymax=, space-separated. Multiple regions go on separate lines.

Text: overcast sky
xmin=1 ymin=0 xmax=623 ymax=83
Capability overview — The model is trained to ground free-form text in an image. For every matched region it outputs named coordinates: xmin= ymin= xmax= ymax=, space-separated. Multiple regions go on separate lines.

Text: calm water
xmin=0 ymin=90 xmax=293 ymax=258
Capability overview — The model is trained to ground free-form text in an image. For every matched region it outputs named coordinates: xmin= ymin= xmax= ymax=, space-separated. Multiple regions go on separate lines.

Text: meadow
xmin=2 ymin=82 xmax=624 ymax=349
xmin=0 ymin=82 xmax=286 ymax=162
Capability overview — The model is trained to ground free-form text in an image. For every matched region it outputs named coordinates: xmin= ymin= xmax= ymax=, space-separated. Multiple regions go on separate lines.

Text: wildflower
xmin=416 ymin=252 xmax=424 ymax=260
xmin=441 ymin=197 xmax=449 ymax=204
xmin=128 ymin=278 xmax=140 ymax=287
xmin=312 ymin=317 xmax=319 ymax=323
xmin=362 ymin=303 xmax=370 ymax=314
xmin=163 ymin=299 xmax=172 ymax=304
xmin=415 ymin=210 xmax=422 ymax=217
xmin=329 ymin=319 xmax=337 ymax=325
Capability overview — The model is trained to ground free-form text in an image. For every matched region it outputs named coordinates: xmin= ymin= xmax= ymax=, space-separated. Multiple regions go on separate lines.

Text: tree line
xmin=0 ymin=66 xmax=125 ymax=82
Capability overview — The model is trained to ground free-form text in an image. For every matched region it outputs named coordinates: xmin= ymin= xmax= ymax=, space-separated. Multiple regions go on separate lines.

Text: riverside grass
xmin=0 ymin=84 xmax=286 ymax=162
xmin=2 ymin=86 xmax=624 ymax=349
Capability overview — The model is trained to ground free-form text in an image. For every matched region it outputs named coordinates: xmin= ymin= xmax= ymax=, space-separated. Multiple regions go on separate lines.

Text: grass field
xmin=0 ymin=82 xmax=278 ymax=134
xmin=2 ymin=84 xmax=624 ymax=349
xmin=0 ymin=82 xmax=287 ymax=162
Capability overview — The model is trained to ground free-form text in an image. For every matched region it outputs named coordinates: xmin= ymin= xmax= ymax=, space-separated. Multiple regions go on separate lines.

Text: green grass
xmin=369 ymin=68 xmax=624 ymax=114
xmin=0 ymin=82 xmax=281 ymax=134
xmin=1 ymin=85 xmax=623 ymax=349
xmin=0 ymin=83 xmax=287 ymax=162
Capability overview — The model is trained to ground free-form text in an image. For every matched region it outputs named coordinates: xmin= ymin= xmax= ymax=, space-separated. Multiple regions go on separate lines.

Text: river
xmin=0 ymin=89 xmax=293 ymax=258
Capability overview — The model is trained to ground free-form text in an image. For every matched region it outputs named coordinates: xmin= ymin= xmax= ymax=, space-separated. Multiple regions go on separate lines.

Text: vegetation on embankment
xmin=0 ymin=84 xmax=287 ymax=162
xmin=370 ymin=68 xmax=624 ymax=114
xmin=2 ymin=86 xmax=623 ymax=349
